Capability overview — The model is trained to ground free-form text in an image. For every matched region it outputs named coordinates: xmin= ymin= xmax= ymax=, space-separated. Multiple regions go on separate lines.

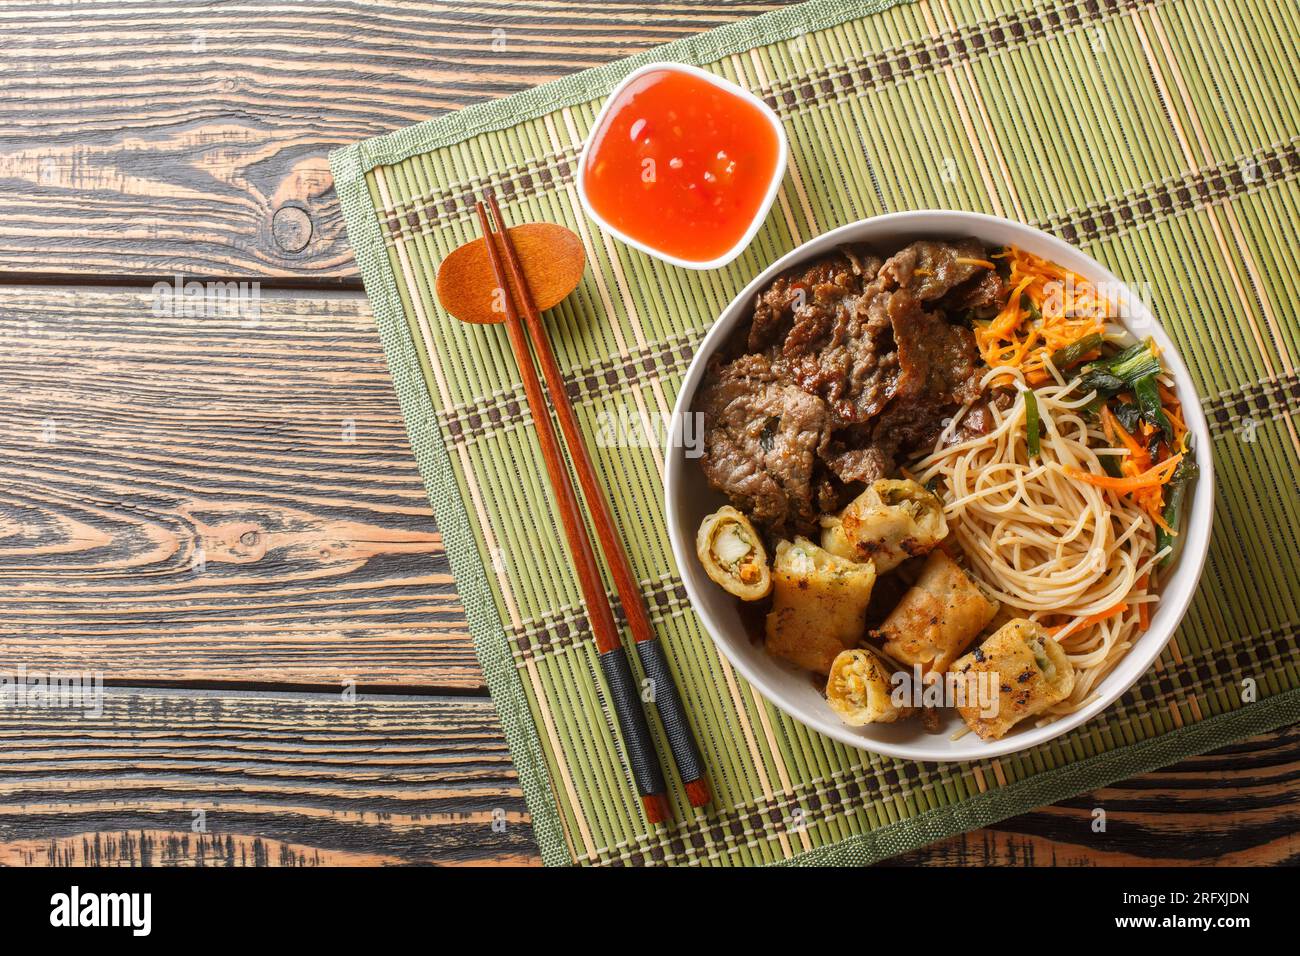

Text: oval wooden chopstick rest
xmin=436 ymin=222 xmax=586 ymax=324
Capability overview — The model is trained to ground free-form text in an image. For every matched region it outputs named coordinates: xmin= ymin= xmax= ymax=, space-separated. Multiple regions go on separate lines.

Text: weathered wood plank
xmin=3 ymin=278 xmax=1296 ymax=861
xmin=2 ymin=0 xmax=1294 ymax=869
xmin=890 ymin=724 xmax=1300 ymax=867
xmin=0 ymin=0 xmax=793 ymax=281
xmin=0 ymin=687 xmax=536 ymax=866
xmin=0 ymin=284 xmax=481 ymax=687
xmin=3 ymin=686 xmax=1293 ymax=866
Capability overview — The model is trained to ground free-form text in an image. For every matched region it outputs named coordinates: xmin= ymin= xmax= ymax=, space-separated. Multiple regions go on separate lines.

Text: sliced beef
xmin=947 ymin=389 xmax=1014 ymax=446
xmin=696 ymin=353 xmax=833 ymax=535
xmin=775 ymin=289 xmax=899 ymax=425
xmin=891 ymin=293 xmax=980 ymax=405
xmin=822 ymin=426 xmax=893 ymax=484
xmin=696 ymin=238 xmax=996 ymax=529
xmin=944 ymin=266 xmax=1006 ymax=314
xmin=953 ymin=401 xmax=992 ymax=443
xmin=874 ymin=238 xmax=992 ymax=303
xmin=769 ymin=240 xmax=982 ymax=427
xmin=747 ymin=251 xmax=870 ymax=353
xmin=821 ymin=394 xmax=951 ymax=485
xmin=842 ymin=246 xmax=885 ymax=280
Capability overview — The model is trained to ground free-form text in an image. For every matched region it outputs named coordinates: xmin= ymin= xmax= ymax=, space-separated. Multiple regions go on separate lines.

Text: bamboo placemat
xmin=331 ymin=0 xmax=1300 ymax=865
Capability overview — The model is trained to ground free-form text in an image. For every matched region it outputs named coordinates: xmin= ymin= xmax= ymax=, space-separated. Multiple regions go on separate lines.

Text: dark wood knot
xmin=272 ymin=205 xmax=312 ymax=253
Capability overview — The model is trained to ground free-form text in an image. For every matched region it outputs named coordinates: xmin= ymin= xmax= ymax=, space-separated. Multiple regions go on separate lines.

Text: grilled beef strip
xmin=696 ymin=238 xmax=1000 ymax=532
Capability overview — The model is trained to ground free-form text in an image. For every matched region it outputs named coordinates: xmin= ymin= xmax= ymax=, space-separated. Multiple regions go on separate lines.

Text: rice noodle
xmin=912 ymin=364 xmax=1163 ymax=718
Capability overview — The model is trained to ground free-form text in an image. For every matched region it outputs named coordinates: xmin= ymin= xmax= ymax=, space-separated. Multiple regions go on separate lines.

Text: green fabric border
xmin=330 ymin=0 xmax=1299 ymax=867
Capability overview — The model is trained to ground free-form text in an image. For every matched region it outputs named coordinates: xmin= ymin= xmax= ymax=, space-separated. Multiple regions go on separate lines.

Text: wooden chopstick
xmin=485 ymin=194 xmax=710 ymax=809
xmin=474 ymin=200 xmax=672 ymax=825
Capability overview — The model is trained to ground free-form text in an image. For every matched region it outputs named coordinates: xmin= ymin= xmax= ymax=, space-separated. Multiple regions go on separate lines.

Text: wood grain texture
xmin=0 ymin=283 xmax=480 ymax=687
xmin=2 ymin=685 xmax=1293 ymax=867
xmin=0 ymin=687 xmax=537 ymax=866
xmin=6 ymin=275 xmax=1297 ymax=864
xmin=1 ymin=0 xmax=1295 ymax=867
xmin=891 ymin=724 xmax=1300 ymax=867
xmin=0 ymin=0 xmax=791 ymax=281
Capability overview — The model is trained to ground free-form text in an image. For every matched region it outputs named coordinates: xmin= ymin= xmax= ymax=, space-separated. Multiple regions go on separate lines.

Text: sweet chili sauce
xmin=581 ymin=68 xmax=782 ymax=264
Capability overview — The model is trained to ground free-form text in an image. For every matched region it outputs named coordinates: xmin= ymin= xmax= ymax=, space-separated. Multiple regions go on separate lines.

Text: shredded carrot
xmin=974 ymin=247 xmax=1108 ymax=381
xmin=1100 ymin=405 xmax=1148 ymax=465
xmin=1157 ymin=381 xmax=1189 ymax=450
xmin=1136 ymin=574 xmax=1151 ymax=631
xmin=1148 ymin=505 xmax=1176 ymax=535
xmin=1098 ymin=406 xmax=1119 ymax=445
xmin=1064 ymin=453 xmax=1182 ymax=492
xmin=1099 ymin=404 xmax=1185 ymax=526
xmin=1050 ymin=601 xmax=1128 ymax=636
xmin=1081 ymin=602 xmax=1128 ymax=627
xmin=1166 ymin=406 xmax=1188 ymax=449
xmin=955 ymin=257 xmax=996 ymax=269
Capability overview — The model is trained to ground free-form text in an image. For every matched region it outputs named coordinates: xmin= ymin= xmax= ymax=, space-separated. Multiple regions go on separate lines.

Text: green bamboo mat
xmin=331 ymin=0 xmax=1300 ymax=866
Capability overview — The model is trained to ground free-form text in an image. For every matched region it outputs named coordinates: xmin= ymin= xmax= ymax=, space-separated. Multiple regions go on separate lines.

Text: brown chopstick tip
xmin=684 ymin=778 xmax=711 ymax=808
xmin=642 ymin=793 xmax=670 ymax=825
xmin=484 ymin=190 xmax=504 ymax=225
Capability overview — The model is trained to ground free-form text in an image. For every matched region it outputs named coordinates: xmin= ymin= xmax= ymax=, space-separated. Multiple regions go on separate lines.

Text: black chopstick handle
xmin=636 ymin=640 xmax=707 ymax=787
xmin=598 ymin=646 xmax=669 ymax=803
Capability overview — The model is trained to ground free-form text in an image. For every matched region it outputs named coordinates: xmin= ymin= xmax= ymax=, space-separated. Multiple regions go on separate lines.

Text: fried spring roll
xmin=951 ymin=618 xmax=1075 ymax=740
xmin=765 ymin=537 xmax=876 ymax=675
xmin=696 ymin=506 xmax=772 ymax=600
xmin=820 ymin=479 xmax=947 ymax=572
xmin=875 ymin=550 xmax=998 ymax=675
xmin=825 ymin=648 xmax=914 ymax=726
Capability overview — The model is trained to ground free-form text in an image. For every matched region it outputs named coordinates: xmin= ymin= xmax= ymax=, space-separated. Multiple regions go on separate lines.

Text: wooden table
xmin=1 ymin=0 xmax=1295 ymax=867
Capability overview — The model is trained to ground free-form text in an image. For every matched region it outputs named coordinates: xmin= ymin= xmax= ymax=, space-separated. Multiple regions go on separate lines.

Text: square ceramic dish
xmin=576 ymin=61 xmax=788 ymax=270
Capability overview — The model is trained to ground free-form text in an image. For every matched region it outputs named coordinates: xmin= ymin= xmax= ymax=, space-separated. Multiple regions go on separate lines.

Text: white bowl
xmin=664 ymin=210 xmax=1214 ymax=762
xmin=576 ymin=61 xmax=789 ymax=271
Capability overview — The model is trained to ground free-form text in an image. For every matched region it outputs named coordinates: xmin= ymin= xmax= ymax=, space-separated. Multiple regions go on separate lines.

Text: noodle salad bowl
xmin=665 ymin=211 xmax=1213 ymax=761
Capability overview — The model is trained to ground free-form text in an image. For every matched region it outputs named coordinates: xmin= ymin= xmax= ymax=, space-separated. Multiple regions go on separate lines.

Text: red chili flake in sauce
xmin=582 ymin=68 xmax=781 ymax=264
